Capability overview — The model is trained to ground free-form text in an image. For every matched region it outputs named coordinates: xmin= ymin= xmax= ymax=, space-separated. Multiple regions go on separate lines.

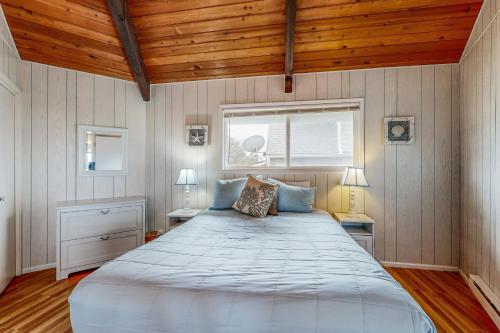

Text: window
xmin=225 ymin=114 xmax=287 ymax=168
xmin=222 ymin=99 xmax=363 ymax=170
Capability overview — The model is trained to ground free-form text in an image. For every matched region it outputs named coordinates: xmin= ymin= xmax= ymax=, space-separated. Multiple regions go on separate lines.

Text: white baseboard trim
xmin=380 ymin=261 xmax=458 ymax=272
xmin=20 ymin=262 xmax=459 ymax=275
xmin=458 ymin=268 xmax=468 ymax=282
xmin=21 ymin=263 xmax=56 ymax=275
xmin=468 ymin=275 xmax=500 ymax=329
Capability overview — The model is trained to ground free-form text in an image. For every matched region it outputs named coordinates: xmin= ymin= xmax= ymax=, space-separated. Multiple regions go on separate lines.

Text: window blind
xmin=223 ymin=102 xmax=360 ymax=118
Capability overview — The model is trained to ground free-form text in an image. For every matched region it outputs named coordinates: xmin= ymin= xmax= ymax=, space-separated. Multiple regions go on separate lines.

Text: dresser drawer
xmin=60 ymin=230 xmax=141 ymax=270
xmin=350 ymin=234 xmax=373 ymax=256
xmin=60 ymin=205 xmax=142 ymax=241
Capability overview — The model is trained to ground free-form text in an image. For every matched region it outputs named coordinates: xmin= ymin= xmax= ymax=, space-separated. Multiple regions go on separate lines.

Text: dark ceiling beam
xmin=284 ymin=0 xmax=296 ymax=93
xmin=107 ymin=0 xmax=150 ymax=101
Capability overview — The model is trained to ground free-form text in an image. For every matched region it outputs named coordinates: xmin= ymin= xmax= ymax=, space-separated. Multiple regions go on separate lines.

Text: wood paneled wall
xmin=460 ymin=0 xmax=500 ymax=296
xmin=146 ymin=65 xmax=461 ymax=266
xmin=18 ymin=61 xmax=146 ymax=271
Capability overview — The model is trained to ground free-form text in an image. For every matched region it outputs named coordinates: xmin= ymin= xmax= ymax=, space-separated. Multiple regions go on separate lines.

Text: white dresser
xmin=56 ymin=197 xmax=145 ymax=280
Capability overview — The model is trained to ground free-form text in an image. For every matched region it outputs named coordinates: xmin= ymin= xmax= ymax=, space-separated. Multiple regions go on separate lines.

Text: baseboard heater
xmin=468 ymin=275 xmax=500 ymax=329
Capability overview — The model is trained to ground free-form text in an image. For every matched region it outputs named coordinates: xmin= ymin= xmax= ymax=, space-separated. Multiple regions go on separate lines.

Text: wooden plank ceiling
xmin=1 ymin=0 xmax=482 ymax=85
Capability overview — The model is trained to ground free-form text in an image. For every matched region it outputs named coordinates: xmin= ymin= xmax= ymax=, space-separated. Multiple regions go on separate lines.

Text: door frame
xmin=0 ymin=71 xmax=22 ymax=276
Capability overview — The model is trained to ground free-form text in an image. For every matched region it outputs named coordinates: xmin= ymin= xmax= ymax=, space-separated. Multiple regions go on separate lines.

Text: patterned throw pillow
xmin=251 ymin=175 xmax=278 ymax=215
xmin=267 ymin=190 xmax=279 ymax=216
xmin=233 ymin=176 xmax=279 ymax=218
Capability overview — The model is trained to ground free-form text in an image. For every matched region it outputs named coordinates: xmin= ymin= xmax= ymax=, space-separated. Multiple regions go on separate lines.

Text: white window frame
xmin=221 ymin=98 xmax=365 ymax=172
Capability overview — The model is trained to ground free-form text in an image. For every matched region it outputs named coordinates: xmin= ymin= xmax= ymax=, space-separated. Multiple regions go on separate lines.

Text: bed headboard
xmin=219 ymin=172 xmax=361 ymax=214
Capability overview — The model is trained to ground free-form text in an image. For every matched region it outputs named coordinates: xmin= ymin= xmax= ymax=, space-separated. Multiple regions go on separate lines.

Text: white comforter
xmin=69 ymin=209 xmax=436 ymax=333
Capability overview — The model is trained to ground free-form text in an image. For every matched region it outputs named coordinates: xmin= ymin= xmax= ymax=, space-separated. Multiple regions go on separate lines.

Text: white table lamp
xmin=176 ymin=168 xmax=198 ymax=212
xmin=340 ymin=167 xmax=369 ymax=217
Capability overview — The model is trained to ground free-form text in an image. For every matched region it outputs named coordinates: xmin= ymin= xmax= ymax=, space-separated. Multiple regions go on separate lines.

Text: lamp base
xmin=346 ymin=210 xmax=361 ymax=218
xmin=182 ymin=207 xmax=193 ymax=213
xmin=183 ymin=185 xmax=192 ymax=213
xmin=347 ymin=186 xmax=361 ymax=218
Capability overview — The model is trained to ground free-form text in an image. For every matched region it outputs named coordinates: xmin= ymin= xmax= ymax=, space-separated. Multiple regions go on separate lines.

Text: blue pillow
xmin=210 ymin=178 xmax=246 ymax=210
xmin=267 ymin=179 xmax=315 ymax=213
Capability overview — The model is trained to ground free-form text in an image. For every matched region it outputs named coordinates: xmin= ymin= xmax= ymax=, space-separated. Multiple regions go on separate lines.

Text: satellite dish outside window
xmin=242 ymin=135 xmax=265 ymax=153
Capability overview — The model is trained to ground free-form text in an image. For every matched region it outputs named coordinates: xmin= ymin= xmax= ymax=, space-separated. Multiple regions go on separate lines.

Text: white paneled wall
xmin=146 ymin=65 xmax=461 ymax=266
xmin=19 ymin=61 xmax=146 ymax=271
xmin=0 ymin=6 xmax=18 ymax=85
xmin=460 ymin=0 xmax=500 ymax=296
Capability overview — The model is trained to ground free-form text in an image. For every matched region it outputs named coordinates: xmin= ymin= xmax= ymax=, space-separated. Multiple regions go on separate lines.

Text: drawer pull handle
xmin=100 ymin=210 xmax=110 ymax=215
xmin=100 ymin=236 xmax=110 ymax=241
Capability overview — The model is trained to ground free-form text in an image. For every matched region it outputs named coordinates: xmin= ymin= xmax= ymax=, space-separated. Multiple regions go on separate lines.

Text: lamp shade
xmin=176 ymin=168 xmax=198 ymax=185
xmin=340 ymin=167 xmax=369 ymax=187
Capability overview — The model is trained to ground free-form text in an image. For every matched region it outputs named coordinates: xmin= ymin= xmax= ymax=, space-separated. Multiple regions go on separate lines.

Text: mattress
xmin=69 ymin=209 xmax=436 ymax=333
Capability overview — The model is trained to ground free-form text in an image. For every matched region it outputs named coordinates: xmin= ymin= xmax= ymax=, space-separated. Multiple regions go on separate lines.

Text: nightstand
xmin=333 ymin=212 xmax=375 ymax=256
xmin=167 ymin=209 xmax=201 ymax=230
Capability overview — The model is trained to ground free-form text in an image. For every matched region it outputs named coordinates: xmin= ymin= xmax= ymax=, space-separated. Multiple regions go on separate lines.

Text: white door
xmin=0 ymin=84 xmax=16 ymax=293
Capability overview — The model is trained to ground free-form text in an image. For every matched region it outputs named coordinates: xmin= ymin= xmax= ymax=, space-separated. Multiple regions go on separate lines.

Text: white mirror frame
xmin=77 ymin=125 xmax=128 ymax=176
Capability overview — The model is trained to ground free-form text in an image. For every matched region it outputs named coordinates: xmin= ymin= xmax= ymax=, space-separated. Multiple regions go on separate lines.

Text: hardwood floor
xmin=0 ymin=269 xmax=90 ymax=333
xmin=0 ymin=267 xmax=497 ymax=332
xmin=386 ymin=268 xmax=498 ymax=332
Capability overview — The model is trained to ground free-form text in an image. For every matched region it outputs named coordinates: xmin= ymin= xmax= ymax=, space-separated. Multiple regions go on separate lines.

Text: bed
xmin=69 ymin=209 xmax=436 ymax=333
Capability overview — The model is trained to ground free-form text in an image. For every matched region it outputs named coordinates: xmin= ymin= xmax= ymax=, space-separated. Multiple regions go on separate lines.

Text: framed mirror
xmin=78 ymin=125 xmax=128 ymax=176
